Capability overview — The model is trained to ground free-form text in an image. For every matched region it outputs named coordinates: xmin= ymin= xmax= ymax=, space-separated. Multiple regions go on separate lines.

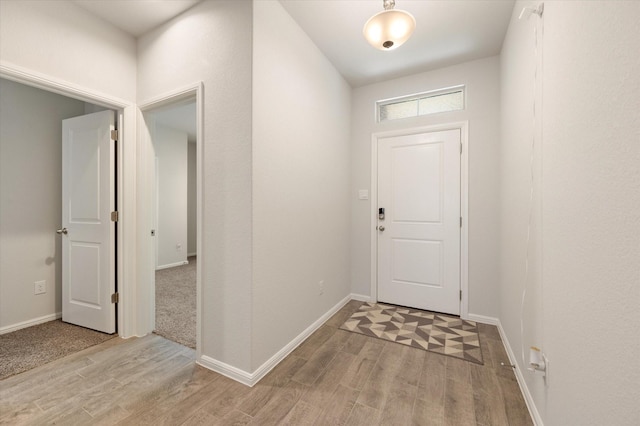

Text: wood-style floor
xmin=0 ymin=300 xmax=532 ymax=425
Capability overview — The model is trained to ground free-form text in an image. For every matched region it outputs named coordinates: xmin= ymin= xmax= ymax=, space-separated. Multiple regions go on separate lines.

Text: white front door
xmin=61 ymin=110 xmax=116 ymax=334
xmin=377 ymin=129 xmax=461 ymax=314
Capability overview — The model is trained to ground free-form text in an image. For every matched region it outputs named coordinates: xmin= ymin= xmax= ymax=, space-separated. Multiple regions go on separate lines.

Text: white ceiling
xmin=72 ymin=0 xmax=515 ymax=87
xmin=280 ymin=0 xmax=515 ymax=87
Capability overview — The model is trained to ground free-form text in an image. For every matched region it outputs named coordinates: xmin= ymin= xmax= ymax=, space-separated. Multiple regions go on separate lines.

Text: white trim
xmin=197 ymin=294 xmax=352 ymax=387
xmin=466 ymin=313 xmax=499 ymax=326
xmin=0 ymin=312 xmax=62 ymax=335
xmin=460 ymin=123 xmax=469 ymax=319
xmin=0 ymin=62 xmax=129 ymax=108
xmin=369 ymin=122 xmax=469 ymax=318
xmin=197 ymin=355 xmax=254 ymax=386
xmin=0 ymin=62 xmax=136 ymax=339
xmin=350 ymin=293 xmax=373 ymax=302
xmin=496 ymin=320 xmax=544 ymax=426
xmin=138 ymin=84 xmax=202 ymax=111
xmin=155 ymin=260 xmax=189 ymax=270
xmin=138 ymin=82 xmax=204 ymax=357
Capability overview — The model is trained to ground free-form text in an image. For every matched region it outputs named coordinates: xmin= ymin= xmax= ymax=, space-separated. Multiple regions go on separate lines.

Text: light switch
xmin=358 ymin=190 xmax=369 ymax=200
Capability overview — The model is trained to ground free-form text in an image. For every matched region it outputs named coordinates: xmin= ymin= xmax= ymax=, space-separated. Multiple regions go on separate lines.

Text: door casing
xmin=0 ymin=63 xmax=136 ymax=337
xmin=370 ymin=122 xmax=469 ymax=319
xmin=139 ymin=83 xmax=204 ymax=357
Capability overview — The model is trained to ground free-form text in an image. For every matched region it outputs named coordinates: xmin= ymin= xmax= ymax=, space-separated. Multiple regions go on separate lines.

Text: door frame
xmin=0 ymin=63 xmax=136 ymax=337
xmin=139 ymin=83 xmax=203 ymax=356
xmin=370 ymin=121 xmax=469 ymax=319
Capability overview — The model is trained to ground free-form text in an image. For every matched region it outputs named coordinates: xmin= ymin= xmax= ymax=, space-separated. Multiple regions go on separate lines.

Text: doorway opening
xmin=370 ymin=122 xmax=470 ymax=319
xmin=0 ymin=77 xmax=122 ymax=378
xmin=140 ymin=86 xmax=202 ymax=352
xmin=148 ymin=99 xmax=197 ymax=348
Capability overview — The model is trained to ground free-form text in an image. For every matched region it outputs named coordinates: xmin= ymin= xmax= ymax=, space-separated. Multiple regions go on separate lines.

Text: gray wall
xmin=499 ymin=1 xmax=640 ymax=423
xmin=155 ymin=124 xmax=188 ymax=269
xmin=350 ymin=56 xmax=501 ymax=319
xmin=251 ymin=0 xmax=352 ymax=370
xmin=137 ymin=0 xmax=254 ymax=371
xmin=0 ymin=78 xmax=86 ymax=331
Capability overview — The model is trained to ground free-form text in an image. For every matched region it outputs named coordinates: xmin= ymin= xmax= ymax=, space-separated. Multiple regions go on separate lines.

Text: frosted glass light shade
xmin=363 ymin=9 xmax=416 ymax=50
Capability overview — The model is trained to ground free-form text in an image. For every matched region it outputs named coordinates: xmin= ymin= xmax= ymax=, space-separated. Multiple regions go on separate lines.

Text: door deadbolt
xmin=56 ymin=228 xmax=68 ymax=235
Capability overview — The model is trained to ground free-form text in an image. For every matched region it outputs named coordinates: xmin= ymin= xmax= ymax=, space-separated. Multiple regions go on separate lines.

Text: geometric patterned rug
xmin=340 ymin=302 xmax=483 ymax=364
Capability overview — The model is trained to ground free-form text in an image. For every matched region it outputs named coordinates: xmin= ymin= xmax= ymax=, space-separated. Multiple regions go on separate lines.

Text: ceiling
xmin=73 ymin=0 xmax=202 ymax=37
xmin=72 ymin=0 xmax=515 ymax=87
xmin=280 ymin=0 xmax=515 ymax=87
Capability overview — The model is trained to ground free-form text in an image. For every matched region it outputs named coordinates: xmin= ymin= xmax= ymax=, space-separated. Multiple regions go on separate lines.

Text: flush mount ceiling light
xmin=363 ymin=0 xmax=416 ymax=51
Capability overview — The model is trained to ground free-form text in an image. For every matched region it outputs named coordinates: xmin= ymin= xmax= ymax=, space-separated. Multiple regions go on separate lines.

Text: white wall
xmin=137 ymin=0 xmax=254 ymax=371
xmin=155 ymin=124 xmax=188 ymax=269
xmin=0 ymin=78 xmax=86 ymax=331
xmin=0 ymin=0 xmax=139 ymax=338
xmin=351 ymin=56 xmax=501 ymax=318
xmin=252 ymin=0 xmax=352 ymax=370
xmin=187 ymin=142 xmax=197 ymax=256
xmin=500 ymin=1 xmax=640 ymax=424
xmin=0 ymin=0 xmax=136 ymax=103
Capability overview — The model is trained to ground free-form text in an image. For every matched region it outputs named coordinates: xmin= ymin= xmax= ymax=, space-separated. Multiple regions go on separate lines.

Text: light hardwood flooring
xmin=0 ymin=300 xmax=532 ymax=425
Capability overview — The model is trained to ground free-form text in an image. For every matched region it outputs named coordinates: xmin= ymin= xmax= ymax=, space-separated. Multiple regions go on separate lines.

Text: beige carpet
xmin=154 ymin=256 xmax=196 ymax=348
xmin=0 ymin=320 xmax=116 ymax=380
xmin=341 ymin=302 xmax=483 ymax=364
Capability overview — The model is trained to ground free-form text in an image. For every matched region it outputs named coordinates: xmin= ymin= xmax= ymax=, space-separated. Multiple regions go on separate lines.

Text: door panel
xmin=377 ymin=129 xmax=460 ymax=314
xmin=62 ymin=110 xmax=116 ymax=334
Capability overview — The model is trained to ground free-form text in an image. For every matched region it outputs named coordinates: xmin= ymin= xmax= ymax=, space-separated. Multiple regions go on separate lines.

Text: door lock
xmin=56 ymin=228 xmax=68 ymax=235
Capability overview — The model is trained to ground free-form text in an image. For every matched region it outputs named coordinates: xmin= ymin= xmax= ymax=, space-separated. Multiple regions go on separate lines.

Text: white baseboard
xmin=197 ymin=355 xmax=254 ymax=386
xmin=197 ymin=294 xmax=352 ymax=387
xmin=496 ymin=320 xmax=544 ymax=426
xmin=350 ymin=293 xmax=372 ymax=302
xmin=156 ymin=260 xmax=189 ymax=270
xmin=0 ymin=312 xmax=62 ymax=335
xmin=466 ymin=313 xmax=499 ymax=325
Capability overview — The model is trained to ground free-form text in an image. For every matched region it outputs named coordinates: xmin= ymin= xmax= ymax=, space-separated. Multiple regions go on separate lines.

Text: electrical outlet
xmin=318 ymin=280 xmax=324 ymax=295
xmin=34 ymin=280 xmax=46 ymax=295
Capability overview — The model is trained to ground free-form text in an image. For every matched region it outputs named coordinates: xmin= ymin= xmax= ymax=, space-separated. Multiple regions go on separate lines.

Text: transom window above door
xmin=377 ymin=85 xmax=465 ymax=122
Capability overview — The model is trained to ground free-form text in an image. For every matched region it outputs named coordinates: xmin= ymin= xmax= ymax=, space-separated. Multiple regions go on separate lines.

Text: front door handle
xmin=56 ymin=228 xmax=68 ymax=235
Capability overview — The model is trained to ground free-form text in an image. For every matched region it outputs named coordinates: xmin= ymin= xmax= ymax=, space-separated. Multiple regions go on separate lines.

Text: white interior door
xmin=61 ymin=110 xmax=116 ymax=334
xmin=377 ymin=129 xmax=461 ymax=314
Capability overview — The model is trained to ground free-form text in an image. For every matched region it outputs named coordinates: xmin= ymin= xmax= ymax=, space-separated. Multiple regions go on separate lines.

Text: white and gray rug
xmin=341 ymin=302 xmax=483 ymax=364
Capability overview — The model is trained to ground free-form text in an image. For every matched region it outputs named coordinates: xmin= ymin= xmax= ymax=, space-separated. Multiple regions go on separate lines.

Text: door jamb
xmin=0 ymin=63 xmax=136 ymax=336
xmin=139 ymin=83 xmax=204 ymax=356
xmin=369 ymin=121 xmax=469 ymax=319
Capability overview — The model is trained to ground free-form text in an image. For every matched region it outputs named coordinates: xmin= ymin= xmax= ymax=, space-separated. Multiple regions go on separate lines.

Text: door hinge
xmin=111 ymin=211 xmax=118 ymax=222
xmin=460 ymin=142 xmax=463 ymax=154
xmin=111 ymin=129 xmax=118 ymax=141
xmin=460 ymin=216 xmax=462 ymax=228
xmin=460 ymin=290 xmax=462 ymax=301
xmin=111 ymin=292 xmax=119 ymax=303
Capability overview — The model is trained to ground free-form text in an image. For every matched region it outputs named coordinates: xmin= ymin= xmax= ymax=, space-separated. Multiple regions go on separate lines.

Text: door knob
xmin=56 ymin=228 xmax=68 ymax=235
xmin=378 ymin=226 xmax=385 ymax=232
